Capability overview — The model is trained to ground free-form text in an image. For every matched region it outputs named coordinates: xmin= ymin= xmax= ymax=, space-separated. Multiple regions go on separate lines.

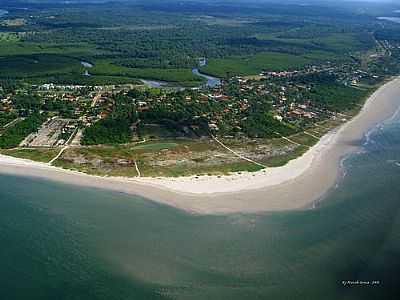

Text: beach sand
xmin=1 ymin=77 xmax=400 ymax=214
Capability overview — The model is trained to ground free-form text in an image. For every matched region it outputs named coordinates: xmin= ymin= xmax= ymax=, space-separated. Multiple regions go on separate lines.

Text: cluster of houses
xmin=0 ymin=95 xmax=12 ymax=112
xmin=0 ymin=51 xmax=383 ymax=140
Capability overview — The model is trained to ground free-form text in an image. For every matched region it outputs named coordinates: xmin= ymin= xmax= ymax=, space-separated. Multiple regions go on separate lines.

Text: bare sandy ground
xmin=1 ymin=77 xmax=400 ymax=214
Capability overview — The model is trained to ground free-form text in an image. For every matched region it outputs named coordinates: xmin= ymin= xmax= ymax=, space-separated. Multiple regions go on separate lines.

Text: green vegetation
xmin=52 ymin=134 xmax=320 ymax=177
xmin=53 ymin=142 xmax=267 ymax=178
xmin=0 ymin=112 xmax=17 ymax=127
xmin=242 ymin=113 xmax=297 ymax=138
xmin=309 ymin=84 xmax=370 ymax=111
xmin=138 ymin=160 xmax=265 ymax=177
xmin=263 ymin=145 xmax=309 ymax=167
xmin=0 ymin=42 xmax=95 ymax=57
xmin=0 ymin=0 xmax=398 ymax=178
xmin=0 ymin=114 xmax=46 ymax=148
xmin=0 ymin=147 xmax=58 ymax=163
xmin=0 ymin=32 xmax=19 ymax=42
xmin=0 ymin=1 xmax=381 ymax=85
xmin=132 ymin=142 xmax=179 ymax=151
xmin=0 ymin=54 xmax=82 ymax=78
xmin=81 ymin=118 xmax=132 ymax=145
xmin=91 ymin=60 xmax=204 ymax=84
xmin=289 ymin=132 xmax=319 ymax=147
xmin=31 ymin=74 xmax=142 ymax=86
xmin=202 ymin=52 xmax=320 ymax=77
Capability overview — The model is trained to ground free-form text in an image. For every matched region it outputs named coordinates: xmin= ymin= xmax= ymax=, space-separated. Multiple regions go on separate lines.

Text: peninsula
xmin=1 ymin=76 xmax=400 ymax=214
xmin=1 ymin=0 xmax=400 ymax=213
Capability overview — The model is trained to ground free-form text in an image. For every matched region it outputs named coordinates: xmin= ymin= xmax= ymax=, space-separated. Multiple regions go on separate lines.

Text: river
xmin=79 ymin=59 xmax=220 ymax=89
xmin=141 ymin=69 xmax=221 ymax=89
xmin=192 ymin=68 xmax=221 ymax=88
xmin=141 ymin=79 xmax=167 ymax=88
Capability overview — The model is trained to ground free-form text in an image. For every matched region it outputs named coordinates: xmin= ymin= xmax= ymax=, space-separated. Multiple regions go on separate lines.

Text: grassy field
xmin=289 ymin=132 xmax=320 ymax=147
xmin=262 ymin=145 xmax=309 ymax=167
xmin=132 ymin=142 xmax=179 ymax=151
xmin=46 ymin=134 xmax=321 ymax=177
xmin=0 ymin=148 xmax=59 ymax=163
xmin=139 ymin=159 xmax=265 ymax=177
xmin=49 ymin=114 xmax=352 ymax=177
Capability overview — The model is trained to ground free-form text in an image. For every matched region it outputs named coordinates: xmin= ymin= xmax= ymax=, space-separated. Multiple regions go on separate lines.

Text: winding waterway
xmin=192 ymin=68 xmax=221 ymax=88
xmin=77 ymin=60 xmax=221 ymax=89
xmin=140 ymin=68 xmax=221 ymax=89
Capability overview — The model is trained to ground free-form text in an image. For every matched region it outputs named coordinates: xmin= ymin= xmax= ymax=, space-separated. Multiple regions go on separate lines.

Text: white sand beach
xmin=1 ymin=77 xmax=400 ymax=214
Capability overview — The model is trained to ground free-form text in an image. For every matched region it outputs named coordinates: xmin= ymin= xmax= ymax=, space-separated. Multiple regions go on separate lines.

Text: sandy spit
xmin=1 ymin=77 xmax=400 ymax=215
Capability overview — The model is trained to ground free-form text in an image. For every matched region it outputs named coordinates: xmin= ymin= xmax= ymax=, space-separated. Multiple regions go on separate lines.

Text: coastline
xmin=1 ymin=77 xmax=400 ymax=214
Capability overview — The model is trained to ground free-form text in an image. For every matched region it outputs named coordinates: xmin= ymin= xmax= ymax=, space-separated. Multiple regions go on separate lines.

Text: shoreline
xmin=1 ymin=77 xmax=400 ymax=214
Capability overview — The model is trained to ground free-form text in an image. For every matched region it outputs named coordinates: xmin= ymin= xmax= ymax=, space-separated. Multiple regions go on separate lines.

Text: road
xmin=211 ymin=134 xmax=267 ymax=169
xmin=2 ymin=117 xmax=22 ymax=129
xmin=48 ymin=127 xmax=79 ymax=165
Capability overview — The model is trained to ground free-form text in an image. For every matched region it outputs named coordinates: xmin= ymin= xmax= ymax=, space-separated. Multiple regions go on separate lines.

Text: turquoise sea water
xmin=1 ymin=114 xmax=400 ymax=299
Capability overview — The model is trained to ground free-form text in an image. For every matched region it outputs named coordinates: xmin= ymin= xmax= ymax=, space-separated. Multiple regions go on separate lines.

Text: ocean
xmin=0 ymin=9 xmax=8 ymax=17
xmin=1 ymin=114 xmax=400 ymax=299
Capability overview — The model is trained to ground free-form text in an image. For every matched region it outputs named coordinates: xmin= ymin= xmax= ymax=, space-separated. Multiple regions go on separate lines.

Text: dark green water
xmin=1 ymin=116 xmax=400 ymax=299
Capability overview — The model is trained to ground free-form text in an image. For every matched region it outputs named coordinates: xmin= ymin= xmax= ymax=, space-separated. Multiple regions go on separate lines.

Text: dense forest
xmin=0 ymin=0 xmax=385 ymax=84
xmin=81 ymin=118 xmax=132 ymax=145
